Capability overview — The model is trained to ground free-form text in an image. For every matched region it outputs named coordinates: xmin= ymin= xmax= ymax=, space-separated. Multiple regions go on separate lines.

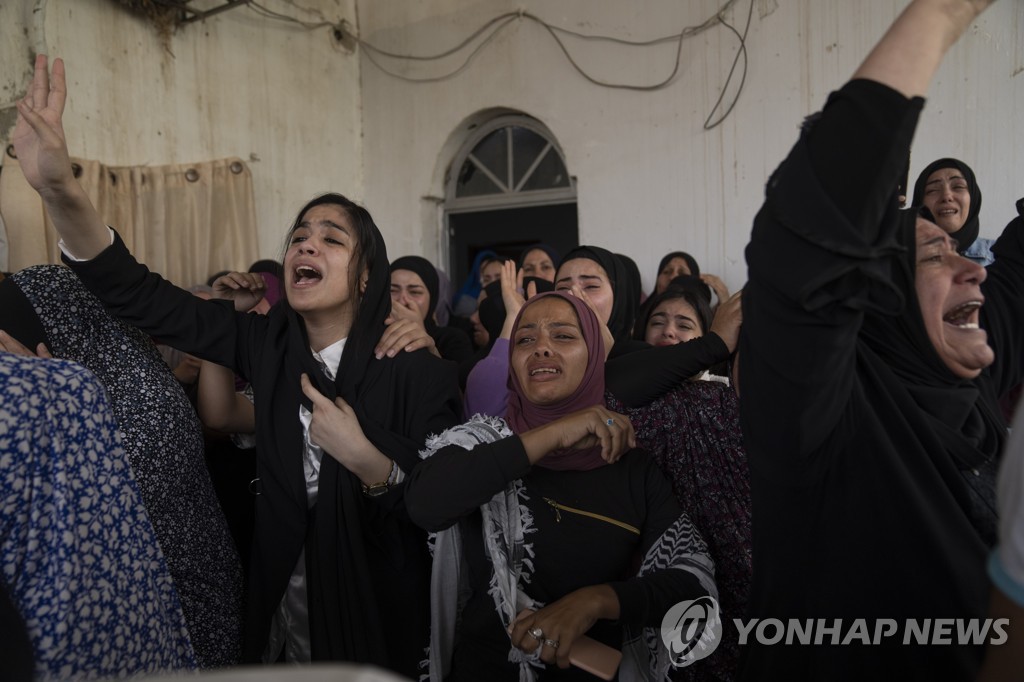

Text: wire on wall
xmin=704 ymin=0 xmax=754 ymax=130
xmin=244 ymin=0 xmax=755 ymax=127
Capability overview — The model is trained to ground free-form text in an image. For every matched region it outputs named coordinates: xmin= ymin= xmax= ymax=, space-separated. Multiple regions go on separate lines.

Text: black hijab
xmin=616 ymin=252 xmax=644 ymax=304
xmin=658 ymin=251 xmax=701 ymax=278
xmin=517 ymin=243 xmax=561 ymax=270
xmin=266 ymin=194 xmax=432 ymax=668
xmin=633 ymin=286 xmax=714 ymax=343
xmin=560 ymin=245 xmax=638 ymax=352
xmin=390 ymin=255 xmax=440 ymax=329
xmin=860 ymin=208 xmax=1003 ymax=543
xmin=910 ymin=157 xmax=983 ymax=254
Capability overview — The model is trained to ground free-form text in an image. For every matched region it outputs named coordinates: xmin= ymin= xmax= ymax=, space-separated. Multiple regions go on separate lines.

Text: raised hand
xmin=709 ymin=289 xmax=743 ymax=353
xmin=497 ymin=259 xmax=527 ymax=340
xmin=699 ymin=273 xmax=730 ymax=306
xmin=12 ymin=55 xmax=71 ymax=195
xmin=12 ymin=55 xmax=108 ymax=259
xmin=211 ymin=272 xmax=267 ymax=312
xmin=374 ymin=315 xmax=438 ymax=359
xmin=386 ymin=297 xmax=423 ymax=324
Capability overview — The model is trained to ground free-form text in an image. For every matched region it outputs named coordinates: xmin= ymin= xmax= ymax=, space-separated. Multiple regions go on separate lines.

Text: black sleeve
xmin=608 ymin=457 xmax=710 ymax=627
xmin=361 ymin=350 xmax=463 ymax=516
xmin=806 ymin=80 xmax=920 ymax=238
xmin=405 ymin=435 xmax=531 ymax=532
xmin=741 ymin=80 xmax=924 ymax=460
xmin=433 ymin=326 xmax=475 ymax=364
xmin=62 ymin=230 xmax=262 ymax=380
xmin=605 ymin=334 xmax=731 ymax=408
xmin=981 ymin=202 xmax=1024 ymax=397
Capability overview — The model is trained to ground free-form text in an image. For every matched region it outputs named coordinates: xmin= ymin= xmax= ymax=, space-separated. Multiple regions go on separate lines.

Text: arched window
xmin=445 ymin=115 xmax=578 ymax=290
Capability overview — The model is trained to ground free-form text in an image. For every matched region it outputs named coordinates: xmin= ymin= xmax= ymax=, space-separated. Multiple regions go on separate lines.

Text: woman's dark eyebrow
xmin=919 ymin=235 xmax=958 ymax=251
xmin=555 ymin=274 xmax=603 ymax=286
xmin=925 ymin=174 xmax=966 ymax=187
xmin=322 ymin=220 xmax=350 ymax=235
xmin=297 ymin=219 xmax=350 ymax=235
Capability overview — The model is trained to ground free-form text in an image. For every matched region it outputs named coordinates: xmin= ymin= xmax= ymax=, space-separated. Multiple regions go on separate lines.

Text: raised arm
xmin=851 ymin=0 xmax=993 ymax=99
xmin=13 ymin=56 xmax=108 ymax=259
xmin=741 ymin=0 xmax=993 ymax=458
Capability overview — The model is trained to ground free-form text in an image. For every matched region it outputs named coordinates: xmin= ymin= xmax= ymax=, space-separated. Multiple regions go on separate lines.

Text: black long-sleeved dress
xmin=740 ymin=79 xmax=1023 ymax=680
xmin=65 ymin=233 xmax=462 ymax=676
xmin=406 ymin=433 xmax=711 ymax=681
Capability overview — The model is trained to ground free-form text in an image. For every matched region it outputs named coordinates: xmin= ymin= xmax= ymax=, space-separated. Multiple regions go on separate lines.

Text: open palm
xmin=12 ymin=55 xmax=73 ymax=193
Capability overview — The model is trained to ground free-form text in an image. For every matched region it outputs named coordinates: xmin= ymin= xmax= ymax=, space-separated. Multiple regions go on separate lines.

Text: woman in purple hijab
xmin=407 ymin=291 xmax=716 ymax=681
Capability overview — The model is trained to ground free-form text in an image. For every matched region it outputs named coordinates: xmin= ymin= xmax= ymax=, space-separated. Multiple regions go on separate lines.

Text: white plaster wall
xmin=1 ymin=0 xmax=362 ymax=265
xmin=357 ymin=0 xmax=1024 ymax=294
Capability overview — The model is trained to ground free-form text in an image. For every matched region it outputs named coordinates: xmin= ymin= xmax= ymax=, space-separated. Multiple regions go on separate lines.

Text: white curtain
xmin=0 ymin=147 xmax=258 ymax=287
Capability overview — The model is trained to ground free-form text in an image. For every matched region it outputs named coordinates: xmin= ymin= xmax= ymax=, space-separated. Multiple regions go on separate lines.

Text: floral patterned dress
xmin=0 ymin=353 xmax=197 ymax=679
xmin=608 ymin=381 xmax=751 ymax=681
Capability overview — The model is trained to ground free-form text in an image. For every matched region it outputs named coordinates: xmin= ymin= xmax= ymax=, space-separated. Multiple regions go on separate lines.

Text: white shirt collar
xmin=312 ymin=337 xmax=347 ymax=380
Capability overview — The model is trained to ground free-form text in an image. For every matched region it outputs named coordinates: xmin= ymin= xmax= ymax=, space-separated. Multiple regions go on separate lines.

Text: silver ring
xmin=543 ymin=638 xmax=560 ymax=649
xmin=606 ymin=418 xmax=615 ymax=426
xmin=528 ymin=627 xmax=544 ymax=641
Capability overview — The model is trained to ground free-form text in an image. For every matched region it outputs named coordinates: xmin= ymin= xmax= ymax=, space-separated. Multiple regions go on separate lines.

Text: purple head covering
xmin=260 ymin=272 xmax=283 ymax=308
xmin=505 ymin=291 xmax=607 ymax=471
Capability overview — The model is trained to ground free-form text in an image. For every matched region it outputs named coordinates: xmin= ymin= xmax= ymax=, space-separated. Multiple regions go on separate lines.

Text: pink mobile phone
xmin=512 ymin=609 xmax=622 ymax=680
xmin=568 ymin=635 xmax=622 ymax=680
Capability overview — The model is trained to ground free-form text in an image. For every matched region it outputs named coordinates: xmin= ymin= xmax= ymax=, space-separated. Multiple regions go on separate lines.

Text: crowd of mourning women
xmin=2 ymin=1 xmax=1023 ymax=680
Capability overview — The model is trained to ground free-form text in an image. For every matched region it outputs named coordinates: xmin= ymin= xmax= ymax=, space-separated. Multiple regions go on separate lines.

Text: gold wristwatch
xmin=362 ymin=460 xmax=396 ymax=497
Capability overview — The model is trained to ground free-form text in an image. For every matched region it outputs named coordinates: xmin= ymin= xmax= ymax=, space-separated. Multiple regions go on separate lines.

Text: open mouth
xmin=529 ymin=367 xmax=560 ymax=377
xmin=943 ymin=300 xmax=982 ymax=329
xmin=294 ymin=265 xmax=323 ymax=285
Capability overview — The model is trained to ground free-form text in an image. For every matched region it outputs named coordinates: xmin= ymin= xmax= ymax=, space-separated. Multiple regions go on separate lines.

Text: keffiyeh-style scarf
xmin=420 ymin=415 xmax=718 ymax=682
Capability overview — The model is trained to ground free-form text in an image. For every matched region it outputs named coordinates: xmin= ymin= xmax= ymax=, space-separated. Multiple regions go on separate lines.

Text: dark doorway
xmin=448 ymin=202 xmax=578 ymax=286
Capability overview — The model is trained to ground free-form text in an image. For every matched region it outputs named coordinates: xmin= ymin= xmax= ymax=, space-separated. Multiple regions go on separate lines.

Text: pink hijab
xmin=506 ymin=291 xmax=607 ymax=471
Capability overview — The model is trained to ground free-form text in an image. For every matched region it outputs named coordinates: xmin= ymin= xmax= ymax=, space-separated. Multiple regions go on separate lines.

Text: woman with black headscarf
xmin=390 ymin=255 xmax=474 ymax=363
xmin=911 ymin=157 xmax=995 ymax=266
xmin=13 ymin=57 xmax=461 ymax=676
xmin=654 ymin=251 xmax=701 ymax=295
xmin=518 ymin=243 xmax=560 ymax=282
xmin=654 ymin=250 xmax=731 ymax=305
xmin=556 ymin=245 xmax=646 ymax=358
xmin=740 ymin=1 xmax=1014 ymax=679
xmin=468 ymin=252 xmax=738 ymax=415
